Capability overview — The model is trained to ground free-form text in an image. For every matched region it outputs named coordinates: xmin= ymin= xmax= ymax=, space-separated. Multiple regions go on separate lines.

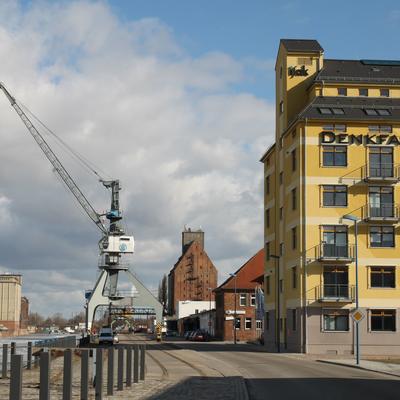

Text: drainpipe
xmin=303 ymin=118 xmax=308 ymax=354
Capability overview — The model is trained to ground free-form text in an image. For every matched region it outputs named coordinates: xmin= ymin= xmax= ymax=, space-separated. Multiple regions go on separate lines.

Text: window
xmin=322 ymin=185 xmax=347 ymax=207
xmin=279 ymin=279 xmax=283 ymax=293
xmin=365 ymin=109 xmax=378 ymax=116
xmin=266 ymin=242 xmax=270 ymax=261
xmin=279 ymin=172 xmax=283 ymax=185
xmin=291 ymin=149 xmax=296 ymax=171
xmin=292 ymin=309 xmax=297 ymax=331
xmin=265 ymin=312 xmax=270 ymax=330
xmin=235 ymin=317 xmax=241 ymax=330
xmin=291 ymin=188 xmax=297 ymax=210
xmin=322 ymin=225 xmax=348 ymax=258
xmin=371 ymin=310 xmax=396 ymax=331
xmin=250 ymin=293 xmax=256 ymax=306
xmin=377 ymin=109 xmax=391 ymax=116
xmin=338 ymin=87 xmax=347 ymax=96
xmin=292 ymin=227 xmax=297 ymax=249
xmin=239 ymin=293 xmax=247 ymax=307
xmin=369 ymin=186 xmax=393 ymax=218
xmin=359 ymin=88 xmax=368 ymax=96
xmin=322 ymin=124 xmax=346 ymax=132
xmin=332 ymin=108 xmax=345 ymax=115
xmin=280 ymin=242 xmax=284 ymax=256
xmin=380 ymin=88 xmax=389 ymax=97
xmin=279 ymin=66 xmax=283 ymax=79
xmin=370 ymin=226 xmax=394 ymax=247
xmin=370 ymin=267 xmax=395 ymax=288
xmin=266 ymin=276 xmax=270 ymax=295
xmin=292 ymin=266 xmax=297 ymax=289
xmin=323 ymin=310 xmax=349 ymax=331
xmin=245 ymin=318 xmax=252 ymax=330
xmin=365 ymin=109 xmax=391 ymax=116
xmin=319 ymin=107 xmax=332 ymax=115
xmin=256 ymin=320 xmax=263 ymax=330
xmin=322 ymin=146 xmax=347 ymax=167
xmin=266 ymin=176 xmax=270 ymax=195
xmin=280 ymin=101 xmax=284 ymax=114
xmin=298 ymin=57 xmax=312 ymax=65
xmin=368 ymin=125 xmax=392 ymax=133
xmin=266 ymin=209 xmax=270 ymax=228
xmin=279 ymin=207 xmax=283 ymax=220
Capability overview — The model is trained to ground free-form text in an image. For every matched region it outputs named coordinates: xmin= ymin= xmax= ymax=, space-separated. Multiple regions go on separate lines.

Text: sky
xmin=1 ymin=0 xmax=400 ymax=316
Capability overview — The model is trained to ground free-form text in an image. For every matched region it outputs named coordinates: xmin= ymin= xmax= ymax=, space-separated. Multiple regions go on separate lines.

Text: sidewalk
xmin=318 ymin=359 xmax=400 ymax=378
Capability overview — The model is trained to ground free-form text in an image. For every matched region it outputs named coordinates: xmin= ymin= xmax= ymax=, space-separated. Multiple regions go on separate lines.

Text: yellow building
xmin=261 ymin=39 xmax=400 ymax=355
xmin=0 ymin=274 xmax=22 ymax=334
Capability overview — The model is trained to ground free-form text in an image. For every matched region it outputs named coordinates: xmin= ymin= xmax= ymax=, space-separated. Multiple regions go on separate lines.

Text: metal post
xmin=63 ymin=349 xmax=72 ymax=400
xmin=276 ymin=256 xmax=281 ymax=353
xmin=140 ymin=345 xmax=145 ymax=381
xmin=80 ymin=350 xmax=89 ymax=400
xmin=9 ymin=354 xmax=23 ymax=400
xmin=27 ymin=342 xmax=32 ymax=370
xmin=2 ymin=344 xmax=7 ymax=379
xmin=95 ymin=348 xmax=103 ymax=400
xmin=234 ymin=276 xmax=237 ymax=345
xmin=355 ymin=220 xmax=360 ymax=365
xmin=39 ymin=351 xmax=50 ymax=400
xmin=133 ymin=345 xmax=139 ymax=383
xmin=117 ymin=347 xmax=124 ymax=391
xmin=107 ymin=347 xmax=114 ymax=395
xmin=126 ymin=346 xmax=132 ymax=387
xmin=11 ymin=342 xmax=16 ymax=355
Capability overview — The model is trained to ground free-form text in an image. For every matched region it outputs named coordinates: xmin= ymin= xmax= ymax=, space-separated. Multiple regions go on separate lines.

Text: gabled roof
xmin=215 ymin=248 xmax=264 ymax=291
xmin=280 ymin=39 xmax=323 ymax=53
xmin=168 ymin=240 xmax=197 ymax=275
xmin=316 ymin=59 xmax=400 ymax=84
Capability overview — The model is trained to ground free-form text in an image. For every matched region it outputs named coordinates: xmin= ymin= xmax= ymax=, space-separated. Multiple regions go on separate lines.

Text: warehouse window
xmin=322 ymin=146 xmax=347 ymax=166
xmin=279 ymin=172 xmax=283 ymax=185
xmin=370 ymin=226 xmax=394 ymax=247
xmin=319 ymin=107 xmax=332 ymax=115
xmin=332 ymin=108 xmax=345 ymax=115
xmin=291 ymin=149 xmax=297 ymax=171
xmin=322 ymin=185 xmax=347 ymax=207
xmin=266 ymin=242 xmax=270 ymax=261
xmin=239 ymin=293 xmax=247 ymax=307
xmin=265 ymin=176 xmax=270 ymax=195
xmin=368 ymin=125 xmax=392 ymax=132
xmin=365 ymin=109 xmax=391 ymax=116
xmin=245 ymin=318 xmax=252 ymax=330
xmin=338 ymin=88 xmax=347 ymax=96
xmin=359 ymin=88 xmax=369 ymax=96
xmin=266 ymin=209 xmax=270 ymax=228
xmin=266 ymin=276 xmax=270 ymax=295
xmin=292 ymin=266 xmax=297 ymax=289
xmin=292 ymin=309 xmax=297 ymax=331
xmin=322 ymin=124 xmax=346 ymax=132
xmin=370 ymin=267 xmax=395 ymax=288
xmin=279 ymin=207 xmax=283 ymax=220
xmin=365 ymin=109 xmax=378 ymax=116
xmin=280 ymin=101 xmax=284 ymax=114
xmin=371 ymin=310 xmax=396 ymax=331
xmin=323 ymin=310 xmax=349 ymax=331
xmin=291 ymin=188 xmax=297 ymax=210
xmin=292 ymin=227 xmax=297 ymax=249
xmin=380 ymin=88 xmax=390 ymax=97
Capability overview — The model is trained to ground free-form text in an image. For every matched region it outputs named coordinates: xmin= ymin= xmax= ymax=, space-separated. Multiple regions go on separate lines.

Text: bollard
xmin=133 ymin=345 xmax=139 ymax=383
xmin=107 ymin=347 xmax=114 ymax=395
xmin=2 ymin=343 xmax=7 ymax=379
xmin=9 ymin=354 xmax=23 ymax=400
xmin=117 ymin=347 xmax=124 ymax=391
xmin=81 ymin=350 xmax=89 ymax=400
xmin=27 ymin=342 xmax=32 ymax=370
xmin=140 ymin=344 xmax=145 ymax=380
xmin=10 ymin=342 xmax=16 ymax=355
xmin=39 ymin=351 xmax=50 ymax=400
xmin=126 ymin=346 xmax=132 ymax=387
xmin=95 ymin=348 xmax=103 ymax=400
xmin=63 ymin=349 xmax=72 ymax=400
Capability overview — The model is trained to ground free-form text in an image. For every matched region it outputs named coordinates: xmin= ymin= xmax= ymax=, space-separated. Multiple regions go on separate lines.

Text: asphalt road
xmin=165 ymin=341 xmax=400 ymax=400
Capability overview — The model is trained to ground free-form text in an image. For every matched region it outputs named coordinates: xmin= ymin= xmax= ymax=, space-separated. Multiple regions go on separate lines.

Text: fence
xmin=1 ymin=342 xmax=146 ymax=399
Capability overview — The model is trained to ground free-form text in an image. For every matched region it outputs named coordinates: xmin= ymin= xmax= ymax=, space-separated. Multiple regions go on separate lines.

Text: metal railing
xmin=362 ymin=163 xmax=400 ymax=181
xmin=317 ymin=243 xmax=355 ymax=261
xmin=362 ymin=203 xmax=400 ymax=221
xmin=317 ymin=284 xmax=355 ymax=302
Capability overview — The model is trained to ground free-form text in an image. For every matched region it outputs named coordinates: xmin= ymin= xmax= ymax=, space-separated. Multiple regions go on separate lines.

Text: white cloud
xmin=0 ymin=1 xmax=274 ymax=316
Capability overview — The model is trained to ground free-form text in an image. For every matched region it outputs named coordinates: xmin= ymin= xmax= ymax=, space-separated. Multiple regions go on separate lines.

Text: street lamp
xmin=229 ymin=273 xmax=237 ymax=344
xmin=270 ymin=254 xmax=280 ymax=353
xmin=207 ymin=287 xmax=212 ymax=336
xmin=343 ymin=213 xmax=360 ymax=365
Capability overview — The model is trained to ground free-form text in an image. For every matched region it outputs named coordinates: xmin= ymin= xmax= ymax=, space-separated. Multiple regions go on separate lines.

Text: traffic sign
xmin=351 ymin=309 xmax=365 ymax=323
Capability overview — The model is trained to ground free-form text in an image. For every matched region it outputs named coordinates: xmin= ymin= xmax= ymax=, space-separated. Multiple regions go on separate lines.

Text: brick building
xmin=168 ymin=228 xmax=218 ymax=316
xmin=214 ymin=249 xmax=264 ymax=341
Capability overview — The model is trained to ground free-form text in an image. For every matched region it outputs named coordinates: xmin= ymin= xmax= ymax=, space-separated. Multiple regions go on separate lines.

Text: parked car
xmin=184 ymin=331 xmax=192 ymax=340
xmin=98 ymin=327 xmax=119 ymax=345
xmin=188 ymin=331 xmax=197 ymax=340
xmin=191 ymin=329 xmax=210 ymax=342
xmin=165 ymin=330 xmax=178 ymax=337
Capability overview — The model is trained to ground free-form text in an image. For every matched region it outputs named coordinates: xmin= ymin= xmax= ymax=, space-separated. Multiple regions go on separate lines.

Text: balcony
xmin=317 ymin=284 xmax=355 ymax=303
xmin=362 ymin=163 xmax=400 ymax=183
xmin=362 ymin=203 xmax=400 ymax=223
xmin=317 ymin=243 xmax=355 ymax=263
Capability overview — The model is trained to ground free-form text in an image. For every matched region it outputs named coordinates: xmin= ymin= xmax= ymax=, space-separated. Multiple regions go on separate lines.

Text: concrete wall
xmin=176 ymin=300 xmax=215 ymax=320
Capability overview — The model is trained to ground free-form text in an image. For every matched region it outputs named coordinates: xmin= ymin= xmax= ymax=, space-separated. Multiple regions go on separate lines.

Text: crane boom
xmin=0 ymin=82 xmax=107 ymax=234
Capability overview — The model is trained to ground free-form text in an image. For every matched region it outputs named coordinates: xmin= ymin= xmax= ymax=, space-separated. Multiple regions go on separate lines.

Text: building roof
xmin=215 ymin=248 xmax=264 ymax=291
xmin=280 ymin=39 xmax=323 ymax=53
xmin=299 ymin=96 xmax=400 ymax=121
xmin=316 ymin=59 xmax=400 ymax=84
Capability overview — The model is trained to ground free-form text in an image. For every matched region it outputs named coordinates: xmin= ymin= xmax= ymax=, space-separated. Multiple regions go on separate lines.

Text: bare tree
xmin=158 ymin=274 xmax=168 ymax=315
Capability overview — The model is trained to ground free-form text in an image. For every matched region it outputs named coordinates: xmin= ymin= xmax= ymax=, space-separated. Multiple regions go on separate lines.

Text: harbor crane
xmin=0 ymin=83 xmax=162 ymax=333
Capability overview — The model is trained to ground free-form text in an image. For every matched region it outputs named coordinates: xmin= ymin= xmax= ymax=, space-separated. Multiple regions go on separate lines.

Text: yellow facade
xmin=262 ymin=39 xmax=400 ymax=354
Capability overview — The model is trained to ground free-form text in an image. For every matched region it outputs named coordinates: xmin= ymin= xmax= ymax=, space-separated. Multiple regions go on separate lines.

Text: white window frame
xmin=250 ymin=294 xmax=256 ymax=306
xmin=239 ymin=293 xmax=247 ymax=307
xmin=256 ymin=319 xmax=263 ymax=330
xmin=245 ymin=317 xmax=252 ymax=330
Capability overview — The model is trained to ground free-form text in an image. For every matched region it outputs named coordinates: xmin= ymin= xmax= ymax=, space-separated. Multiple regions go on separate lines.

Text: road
xmin=118 ymin=336 xmax=400 ymax=400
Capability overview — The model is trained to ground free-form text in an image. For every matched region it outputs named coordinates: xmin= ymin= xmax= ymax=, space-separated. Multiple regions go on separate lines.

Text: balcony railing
xmin=362 ymin=163 xmax=400 ymax=182
xmin=317 ymin=243 xmax=355 ymax=262
xmin=317 ymin=284 xmax=355 ymax=302
xmin=362 ymin=203 xmax=400 ymax=222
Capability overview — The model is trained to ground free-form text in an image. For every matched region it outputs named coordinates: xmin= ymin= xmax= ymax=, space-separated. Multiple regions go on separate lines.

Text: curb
xmin=317 ymin=359 xmax=400 ymax=379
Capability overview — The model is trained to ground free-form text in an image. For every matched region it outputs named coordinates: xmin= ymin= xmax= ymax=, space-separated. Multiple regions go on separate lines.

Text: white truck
xmin=98 ymin=327 xmax=119 ymax=345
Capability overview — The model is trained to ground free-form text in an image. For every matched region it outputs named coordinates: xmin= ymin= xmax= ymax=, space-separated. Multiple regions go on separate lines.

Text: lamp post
xmin=270 ymin=255 xmax=280 ymax=353
xmin=207 ymin=287 xmax=212 ymax=336
xmin=343 ymin=214 xmax=360 ymax=365
xmin=229 ymin=273 xmax=237 ymax=345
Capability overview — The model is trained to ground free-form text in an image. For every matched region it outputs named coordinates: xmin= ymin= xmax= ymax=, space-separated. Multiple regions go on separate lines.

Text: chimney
xmin=182 ymin=227 xmax=204 ymax=253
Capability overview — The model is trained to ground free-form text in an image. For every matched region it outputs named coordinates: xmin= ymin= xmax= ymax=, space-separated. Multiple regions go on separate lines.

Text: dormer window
xmin=359 ymin=88 xmax=369 ymax=97
xmin=338 ymin=88 xmax=347 ymax=96
xmin=380 ymin=88 xmax=389 ymax=97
